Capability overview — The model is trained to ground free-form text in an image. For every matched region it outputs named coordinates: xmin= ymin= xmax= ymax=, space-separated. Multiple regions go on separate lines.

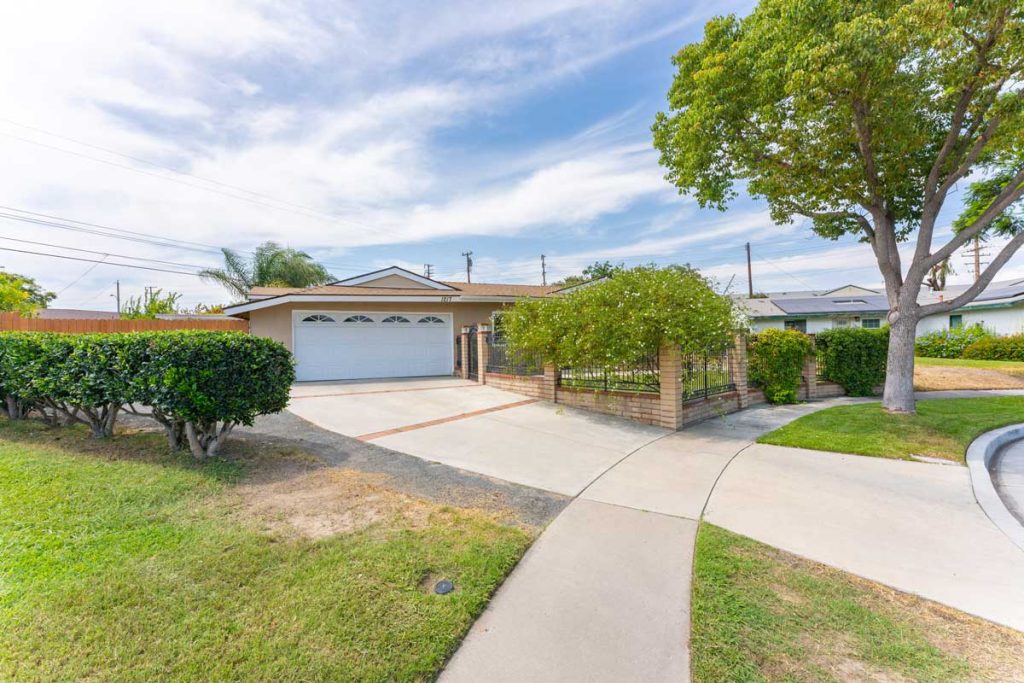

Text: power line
xmin=56 ymin=255 xmax=108 ymax=295
xmin=0 ymin=126 xmax=399 ymax=240
xmin=0 ymin=234 xmax=214 ymax=270
xmin=0 ymin=246 xmax=201 ymax=276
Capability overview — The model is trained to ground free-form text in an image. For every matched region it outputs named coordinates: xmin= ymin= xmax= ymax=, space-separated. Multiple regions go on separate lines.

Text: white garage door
xmin=293 ymin=311 xmax=454 ymax=381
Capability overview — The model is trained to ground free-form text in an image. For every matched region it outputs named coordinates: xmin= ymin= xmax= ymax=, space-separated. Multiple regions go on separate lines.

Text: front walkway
xmin=441 ymin=396 xmax=1024 ymax=682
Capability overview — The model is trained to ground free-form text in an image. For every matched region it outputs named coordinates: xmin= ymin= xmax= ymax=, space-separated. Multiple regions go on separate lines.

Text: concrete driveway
xmin=287 ymin=377 xmax=668 ymax=496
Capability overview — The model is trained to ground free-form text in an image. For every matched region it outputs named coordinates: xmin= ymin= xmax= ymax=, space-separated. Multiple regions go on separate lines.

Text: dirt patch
xmin=915 ymin=366 xmax=1024 ymax=391
xmin=233 ymin=459 xmax=439 ymax=539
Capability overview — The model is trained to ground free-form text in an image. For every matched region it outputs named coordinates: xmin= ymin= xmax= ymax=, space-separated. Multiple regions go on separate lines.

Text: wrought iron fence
xmin=815 ymin=343 xmax=827 ymax=380
xmin=559 ymin=355 xmax=660 ymax=393
xmin=486 ymin=340 xmax=545 ymax=376
xmin=680 ymin=348 xmax=734 ymax=400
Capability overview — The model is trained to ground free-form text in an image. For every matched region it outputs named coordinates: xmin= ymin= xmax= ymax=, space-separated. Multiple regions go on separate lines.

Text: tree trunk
xmin=882 ymin=313 xmax=918 ymax=413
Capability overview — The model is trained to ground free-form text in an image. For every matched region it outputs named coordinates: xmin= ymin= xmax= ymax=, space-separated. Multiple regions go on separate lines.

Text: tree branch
xmin=927 ymin=166 xmax=1024 ymax=268
xmin=920 ymin=230 xmax=1024 ymax=316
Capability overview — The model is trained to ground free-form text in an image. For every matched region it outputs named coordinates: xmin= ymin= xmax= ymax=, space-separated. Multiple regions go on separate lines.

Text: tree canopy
xmin=120 ymin=289 xmax=182 ymax=319
xmin=0 ymin=272 xmax=56 ymax=315
xmin=554 ymin=261 xmax=624 ymax=288
xmin=501 ymin=265 xmax=737 ymax=368
xmin=652 ymin=0 xmax=1024 ymax=411
xmin=200 ymin=241 xmax=333 ymax=300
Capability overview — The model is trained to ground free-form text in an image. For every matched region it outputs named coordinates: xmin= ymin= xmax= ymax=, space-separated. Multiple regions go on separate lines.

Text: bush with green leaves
xmin=501 ymin=265 xmax=738 ymax=369
xmin=748 ymin=329 xmax=813 ymax=404
xmin=914 ymin=324 xmax=991 ymax=359
xmin=962 ymin=334 xmax=1024 ymax=362
xmin=0 ymin=331 xmax=294 ymax=456
xmin=135 ymin=331 xmax=294 ymax=458
xmin=815 ymin=327 xmax=888 ymax=396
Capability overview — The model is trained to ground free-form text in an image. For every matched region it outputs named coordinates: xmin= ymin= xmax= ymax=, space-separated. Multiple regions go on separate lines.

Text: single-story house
xmin=741 ymin=280 xmax=1024 ymax=337
xmin=224 ymin=266 xmax=556 ymax=381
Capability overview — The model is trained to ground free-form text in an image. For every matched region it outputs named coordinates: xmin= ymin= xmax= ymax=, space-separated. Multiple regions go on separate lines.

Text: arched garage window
xmin=342 ymin=315 xmax=374 ymax=323
xmin=381 ymin=315 xmax=411 ymax=323
xmin=418 ymin=316 xmax=444 ymax=324
xmin=301 ymin=314 xmax=336 ymax=323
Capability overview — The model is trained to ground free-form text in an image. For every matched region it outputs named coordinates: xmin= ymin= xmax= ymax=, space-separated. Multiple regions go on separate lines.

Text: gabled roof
xmin=771 ymin=295 xmax=890 ymax=315
xmin=330 ymin=265 xmax=457 ymax=290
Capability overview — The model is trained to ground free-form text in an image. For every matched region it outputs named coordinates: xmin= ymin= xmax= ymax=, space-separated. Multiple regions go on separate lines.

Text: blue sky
xmin=0 ymin=0 xmax=1015 ymax=308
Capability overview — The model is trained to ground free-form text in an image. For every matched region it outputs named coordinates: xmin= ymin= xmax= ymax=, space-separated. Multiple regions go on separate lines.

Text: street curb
xmin=966 ymin=424 xmax=1024 ymax=552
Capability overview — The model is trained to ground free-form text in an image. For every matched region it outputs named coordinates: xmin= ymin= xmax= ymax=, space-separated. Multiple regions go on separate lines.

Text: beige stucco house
xmin=224 ymin=266 xmax=555 ymax=381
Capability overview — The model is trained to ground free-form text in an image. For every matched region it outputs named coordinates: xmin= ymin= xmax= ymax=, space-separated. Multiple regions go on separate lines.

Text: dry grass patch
xmin=692 ymin=524 xmax=1024 ymax=683
xmin=914 ymin=365 xmax=1024 ymax=391
xmin=0 ymin=417 xmax=532 ymax=681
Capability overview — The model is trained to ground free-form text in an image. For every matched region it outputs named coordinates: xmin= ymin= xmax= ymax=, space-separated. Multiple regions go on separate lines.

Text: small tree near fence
xmin=500 ymin=265 xmax=738 ymax=369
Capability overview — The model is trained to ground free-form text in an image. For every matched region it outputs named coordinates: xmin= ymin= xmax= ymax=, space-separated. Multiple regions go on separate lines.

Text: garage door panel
xmin=293 ymin=313 xmax=453 ymax=381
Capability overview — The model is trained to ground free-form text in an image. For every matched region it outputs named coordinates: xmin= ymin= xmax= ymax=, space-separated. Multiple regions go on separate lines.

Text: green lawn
xmin=758 ymin=397 xmax=1024 ymax=462
xmin=691 ymin=524 xmax=1024 ymax=682
xmin=0 ymin=419 xmax=529 ymax=682
xmin=916 ymin=356 xmax=1024 ymax=374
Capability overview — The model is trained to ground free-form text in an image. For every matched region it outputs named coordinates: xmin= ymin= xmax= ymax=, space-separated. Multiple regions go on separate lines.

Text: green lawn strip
xmin=757 ymin=397 xmax=1024 ymax=462
xmin=691 ymin=524 xmax=975 ymax=683
xmin=916 ymin=356 xmax=1024 ymax=375
xmin=0 ymin=420 xmax=529 ymax=682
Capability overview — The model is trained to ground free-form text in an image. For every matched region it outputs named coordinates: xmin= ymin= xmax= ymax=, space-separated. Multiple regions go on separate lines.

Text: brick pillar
xmin=459 ymin=327 xmax=471 ymax=379
xmin=730 ymin=334 xmax=750 ymax=409
xmin=477 ymin=324 xmax=491 ymax=385
xmin=803 ymin=352 xmax=818 ymax=400
xmin=658 ymin=342 xmax=683 ymax=430
xmin=542 ymin=363 xmax=560 ymax=403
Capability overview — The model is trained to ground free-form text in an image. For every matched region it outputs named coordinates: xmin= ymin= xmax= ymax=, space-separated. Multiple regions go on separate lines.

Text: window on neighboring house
xmin=417 ymin=316 xmax=444 ymax=324
xmin=301 ymin=314 xmax=336 ymax=323
xmin=342 ymin=315 xmax=373 ymax=323
xmin=949 ymin=314 xmax=963 ymax=329
xmin=833 ymin=318 xmax=850 ymax=328
xmin=862 ymin=318 xmax=880 ymax=329
xmin=784 ymin=319 xmax=807 ymax=333
xmin=381 ymin=315 xmax=411 ymax=323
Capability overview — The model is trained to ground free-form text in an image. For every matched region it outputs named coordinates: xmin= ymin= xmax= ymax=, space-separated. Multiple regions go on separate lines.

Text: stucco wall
xmin=917 ymin=306 xmax=1024 ymax=336
xmin=247 ymin=301 xmax=505 ymax=352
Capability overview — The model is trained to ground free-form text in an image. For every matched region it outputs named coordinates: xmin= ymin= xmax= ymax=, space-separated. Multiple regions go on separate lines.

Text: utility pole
xmin=961 ymin=236 xmax=988 ymax=283
xmin=745 ymin=242 xmax=754 ymax=297
xmin=541 ymin=254 xmax=547 ymax=286
xmin=423 ymin=264 xmax=434 ymax=279
xmin=461 ymin=251 xmax=473 ymax=283
xmin=113 ymin=280 xmax=121 ymax=314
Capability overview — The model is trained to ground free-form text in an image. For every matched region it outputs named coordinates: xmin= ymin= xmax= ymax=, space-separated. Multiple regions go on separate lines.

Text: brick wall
xmin=482 ymin=342 xmax=847 ymax=431
xmin=483 ymin=372 xmax=547 ymax=400
xmin=555 ymin=386 xmax=662 ymax=426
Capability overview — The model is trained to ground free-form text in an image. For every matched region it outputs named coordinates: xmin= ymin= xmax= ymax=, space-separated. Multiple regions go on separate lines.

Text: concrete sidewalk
xmin=705 ymin=443 xmax=1024 ymax=631
xmin=442 ymin=400 xmax=857 ymax=682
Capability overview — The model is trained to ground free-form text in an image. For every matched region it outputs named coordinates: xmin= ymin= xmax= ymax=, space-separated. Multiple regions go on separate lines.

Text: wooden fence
xmin=0 ymin=312 xmax=249 ymax=334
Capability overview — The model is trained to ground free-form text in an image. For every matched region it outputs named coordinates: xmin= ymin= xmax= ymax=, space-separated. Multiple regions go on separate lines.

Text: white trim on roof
xmin=331 ymin=265 xmax=457 ymax=290
xmin=225 ymin=294 xmax=460 ymax=315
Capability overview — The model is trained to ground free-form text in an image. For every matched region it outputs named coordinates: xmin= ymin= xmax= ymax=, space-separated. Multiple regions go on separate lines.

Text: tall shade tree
xmin=652 ymin=0 xmax=1024 ymax=413
xmin=200 ymin=241 xmax=333 ymax=301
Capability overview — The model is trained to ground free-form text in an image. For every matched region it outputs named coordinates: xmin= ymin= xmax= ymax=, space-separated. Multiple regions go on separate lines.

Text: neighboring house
xmin=224 ymin=266 xmax=556 ymax=381
xmin=741 ymin=280 xmax=1024 ymax=337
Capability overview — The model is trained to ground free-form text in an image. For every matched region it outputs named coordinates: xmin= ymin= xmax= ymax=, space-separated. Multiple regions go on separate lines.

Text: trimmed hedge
xmin=0 ymin=331 xmax=294 ymax=456
xmin=962 ymin=334 xmax=1024 ymax=361
xmin=815 ymin=327 xmax=888 ymax=396
xmin=748 ymin=329 xmax=812 ymax=404
xmin=914 ymin=324 xmax=991 ymax=359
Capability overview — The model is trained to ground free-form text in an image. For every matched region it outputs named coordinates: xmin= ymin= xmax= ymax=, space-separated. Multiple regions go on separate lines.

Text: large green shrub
xmin=137 ymin=332 xmax=294 ymax=458
xmin=748 ymin=329 xmax=813 ymax=404
xmin=0 ymin=331 xmax=294 ymax=455
xmin=501 ymin=265 xmax=738 ymax=368
xmin=815 ymin=327 xmax=888 ymax=396
xmin=962 ymin=334 xmax=1024 ymax=361
xmin=914 ymin=324 xmax=991 ymax=358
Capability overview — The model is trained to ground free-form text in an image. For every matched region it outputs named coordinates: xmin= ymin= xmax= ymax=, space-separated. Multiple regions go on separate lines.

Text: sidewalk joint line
xmin=355 ymin=399 xmax=538 ymax=441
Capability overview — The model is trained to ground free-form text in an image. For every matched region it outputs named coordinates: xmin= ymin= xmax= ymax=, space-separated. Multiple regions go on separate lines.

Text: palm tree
xmin=200 ymin=242 xmax=333 ymax=300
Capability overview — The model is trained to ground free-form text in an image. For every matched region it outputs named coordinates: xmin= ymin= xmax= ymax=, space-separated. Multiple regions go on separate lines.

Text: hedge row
xmin=749 ymin=327 xmax=888 ymax=403
xmin=914 ymin=324 xmax=992 ymax=359
xmin=962 ymin=334 xmax=1024 ymax=361
xmin=0 ymin=331 xmax=294 ymax=458
xmin=748 ymin=329 xmax=812 ymax=404
xmin=815 ymin=327 xmax=889 ymax=396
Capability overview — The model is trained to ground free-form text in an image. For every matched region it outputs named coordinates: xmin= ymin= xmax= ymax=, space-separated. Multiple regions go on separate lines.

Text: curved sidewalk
xmin=442 ymin=394 xmax=1024 ymax=682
